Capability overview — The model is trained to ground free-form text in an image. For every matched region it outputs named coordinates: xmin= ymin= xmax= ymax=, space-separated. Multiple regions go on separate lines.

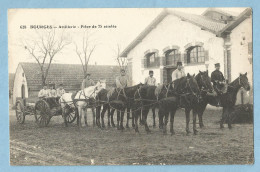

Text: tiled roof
xmin=20 ymin=63 xmax=120 ymax=91
xmin=120 ymin=8 xmax=250 ymax=57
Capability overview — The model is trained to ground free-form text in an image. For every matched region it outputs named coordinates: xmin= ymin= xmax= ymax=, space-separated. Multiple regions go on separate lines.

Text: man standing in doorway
xmin=144 ymin=70 xmax=157 ymax=127
xmin=81 ymin=73 xmax=96 ymax=127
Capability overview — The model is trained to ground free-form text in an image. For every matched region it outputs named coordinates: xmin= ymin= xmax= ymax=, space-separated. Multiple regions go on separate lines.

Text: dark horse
xmin=160 ymin=74 xmax=201 ymax=135
xmin=194 ymin=72 xmax=250 ymax=129
xmin=95 ymin=89 xmax=111 ymax=128
xmin=108 ymin=83 xmax=143 ymax=130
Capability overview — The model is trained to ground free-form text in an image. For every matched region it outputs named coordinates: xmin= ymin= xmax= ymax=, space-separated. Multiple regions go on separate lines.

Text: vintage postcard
xmin=8 ymin=8 xmax=253 ymax=165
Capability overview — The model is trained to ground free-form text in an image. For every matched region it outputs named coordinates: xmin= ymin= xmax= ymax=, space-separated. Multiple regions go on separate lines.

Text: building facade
xmin=121 ymin=8 xmax=252 ymax=104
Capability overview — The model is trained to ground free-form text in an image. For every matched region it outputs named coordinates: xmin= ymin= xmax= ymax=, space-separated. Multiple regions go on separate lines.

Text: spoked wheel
xmin=65 ymin=107 xmax=78 ymax=124
xmin=34 ymin=100 xmax=51 ymax=127
xmin=15 ymin=100 xmax=25 ymax=124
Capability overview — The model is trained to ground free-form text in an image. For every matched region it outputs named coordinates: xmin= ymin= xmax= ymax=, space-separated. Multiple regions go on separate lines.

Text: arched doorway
xmin=21 ymin=84 xmax=25 ymax=99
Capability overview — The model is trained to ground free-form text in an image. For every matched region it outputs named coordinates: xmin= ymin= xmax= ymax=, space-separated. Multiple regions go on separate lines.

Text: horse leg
xmin=139 ymin=111 xmax=143 ymax=126
xmin=170 ymin=109 xmax=177 ymax=135
xmin=78 ymin=107 xmax=82 ymax=128
xmin=120 ymin=109 xmax=125 ymax=130
xmin=117 ymin=110 xmax=120 ymax=130
xmin=193 ymin=109 xmax=198 ymax=135
xmin=110 ymin=109 xmax=116 ymax=127
xmin=107 ymin=106 xmax=111 ymax=127
xmin=62 ymin=107 xmax=68 ymax=127
xmin=158 ymin=109 xmax=163 ymax=129
xmin=143 ymin=108 xmax=151 ymax=134
xmin=227 ymin=108 xmax=232 ymax=129
xmin=101 ymin=105 xmax=106 ymax=128
xmin=152 ymin=107 xmax=156 ymax=128
xmin=220 ymin=107 xmax=226 ymax=129
xmin=126 ymin=108 xmax=130 ymax=128
xmin=199 ymin=103 xmax=207 ymax=128
xmin=134 ymin=109 xmax=141 ymax=133
xmin=84 ymin=108 xmax=88 ymax=127
xmin=185 ymin=108 xmax=191 ymax=134
xmin=96 ymin=106 xmax=101 ymax=128
xmin=92 ymin=107 xmax=96 ymax=127
xmin=163 ymin=111 xmax=169 ymax=134
xmin=132 ymin=109 xmax=135 ymax=128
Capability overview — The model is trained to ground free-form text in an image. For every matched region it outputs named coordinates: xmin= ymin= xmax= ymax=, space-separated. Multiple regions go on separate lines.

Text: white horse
xmin=60 ymin=80 xmax=106 ymax=127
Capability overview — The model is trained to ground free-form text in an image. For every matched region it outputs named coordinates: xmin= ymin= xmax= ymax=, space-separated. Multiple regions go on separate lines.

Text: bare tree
xmin=114 ymin=44 xmax=127 ymax=71
xmin=74 ymin=30 xmax=97 ymax=77
xmin=22 ymin=29 xmax=71 ymax=85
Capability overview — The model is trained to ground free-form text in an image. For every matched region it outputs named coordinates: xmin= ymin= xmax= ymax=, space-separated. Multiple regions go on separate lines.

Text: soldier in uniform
xmin=144 ymin=70 xmax=156 ymax=86
xmin=56 ymin=83 xmax=66 ymax=97
xmin=144 ymin=70 xmax=157 ymax=127
xmin=211 ymin=63 xmax=227 ymax=94
xmin=116 ymin=69 xmax=128 ymax=89
xmin=81 ymin=73 xmax=96 ymax=126
xmin=38 ymin=84 xmax=49 ymax=98
xmin=171 ymin=62 xmax=186 ymax=90
xmin=81 ymin=73 xmax=95 ymax=90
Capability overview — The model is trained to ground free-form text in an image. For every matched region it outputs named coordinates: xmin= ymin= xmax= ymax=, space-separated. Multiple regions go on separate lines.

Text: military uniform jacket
xmin=211 ymin=70 xmax=225 ymax=84
xmin=116 ymin=76 xmax=128 ymax=89
xmin=81 ymin=79 xmax=95 ymax=90
xmin=144 ymin=76 xmax=156 ymax=86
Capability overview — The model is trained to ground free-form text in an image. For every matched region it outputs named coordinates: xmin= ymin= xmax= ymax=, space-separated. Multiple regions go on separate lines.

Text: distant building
xmin=120 ymin=8 xmax=252 ymax=104
xmin=12 ymin=63 xmax=120 ymax=104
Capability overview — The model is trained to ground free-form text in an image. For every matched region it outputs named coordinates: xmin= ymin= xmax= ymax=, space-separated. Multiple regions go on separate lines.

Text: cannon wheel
xmin=64 ymin=107 xmax=78 ymax=124
xmin=15 ymin=100 xmax=25 ymax=124
xmin=34 ymin=99 xmax=51 ymax=127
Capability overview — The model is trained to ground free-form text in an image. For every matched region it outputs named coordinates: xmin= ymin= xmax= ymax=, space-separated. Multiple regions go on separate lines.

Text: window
xmin=187 ymin=46 xmax=205 ymax=64
xmin=146 ymin=52 xmax=159 ymax=68
xmin=165 ymin=49 xmax=178 ymax=66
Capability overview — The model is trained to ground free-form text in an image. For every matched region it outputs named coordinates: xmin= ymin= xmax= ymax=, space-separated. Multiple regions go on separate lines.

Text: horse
xmin=60 ymin=80 xmax=106 ymax=128
xmin=95 ymin=88 xmax=112 ymax=128
xmin=132 ymin=85 xmax=158 ymax=133
xmin=108 ymin=83 xmax=143 ymax=130
xmin=194 ymin=72 xmax=250 ymax=129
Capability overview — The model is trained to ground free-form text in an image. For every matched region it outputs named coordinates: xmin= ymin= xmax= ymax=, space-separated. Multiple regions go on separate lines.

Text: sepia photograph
xmin=8 ymin=8 xmax=253 ymax=165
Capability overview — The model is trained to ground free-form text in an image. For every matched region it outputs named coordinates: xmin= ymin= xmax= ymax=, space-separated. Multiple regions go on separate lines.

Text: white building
xmin=120 ymin=8 xmax=252 ymax=104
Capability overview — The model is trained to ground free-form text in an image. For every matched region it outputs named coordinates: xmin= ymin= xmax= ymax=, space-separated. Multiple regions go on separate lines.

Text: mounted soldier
xmin=81 ymin=73 xmax=96 ymax=127
xmin=144 ymin=70 xmax=156 ymax=86
xmin=115 ymin=69 xmax=128 ymax=89
xmin=211 ymin=63 xmax=227 ymax=95
xmin=171 ymin=61 xmax=186 ymax=89
xmin=56 ymin=83 xmax=66 ymax=97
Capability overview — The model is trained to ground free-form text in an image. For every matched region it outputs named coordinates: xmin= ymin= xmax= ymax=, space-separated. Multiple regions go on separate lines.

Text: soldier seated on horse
xmin=211 ymin=63 xmax=228 ymax=106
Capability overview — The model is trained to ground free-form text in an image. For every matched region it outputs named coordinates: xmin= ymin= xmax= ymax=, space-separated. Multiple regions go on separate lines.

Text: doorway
xmin=21 ymin=84 xmax=25 ymax=99
xmin=166 ymin=67 xmax=176 ymax=83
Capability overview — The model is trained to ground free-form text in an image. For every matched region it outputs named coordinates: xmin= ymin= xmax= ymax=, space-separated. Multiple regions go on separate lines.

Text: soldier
xmin=81 ymin=73 xmax=96 ymax=126
xmin=144 ymin=70 xmax=157 ymax=127
xmin=48 ymin=84 xmax=57 ymax=97
xmin=116 ymin=69 xmax=128 ymax=89
xmin=81 ymin=73 xmax=95 ymax=90
xmin=172 ymin=62 xmax=186 ymax=82
xmin=211 ymin=63 xmax=227 ymax=94
xmin=56 ymin=83 xmax=66 ymax=97
xmin=38 ymin=84 xmax=49 ymax=98
xmin=144 ymin=70 xmax=156 ymax=86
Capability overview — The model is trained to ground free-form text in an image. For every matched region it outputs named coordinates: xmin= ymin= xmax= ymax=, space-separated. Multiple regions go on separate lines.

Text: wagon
xmin=15 ymin=97 xmax=78 ymax=127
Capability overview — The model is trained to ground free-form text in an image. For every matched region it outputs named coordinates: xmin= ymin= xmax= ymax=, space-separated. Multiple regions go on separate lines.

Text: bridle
xmin=199 ymin=73 xmax=214 ymax=93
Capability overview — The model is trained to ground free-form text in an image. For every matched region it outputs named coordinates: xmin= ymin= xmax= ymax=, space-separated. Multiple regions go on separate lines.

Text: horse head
xmin=196 ymin=70 xmax=214 ymax=93
xmin=186 ymin=73 xmax=201 ymax=96
xmin=239 ymin=72 xmax=250 ymax=91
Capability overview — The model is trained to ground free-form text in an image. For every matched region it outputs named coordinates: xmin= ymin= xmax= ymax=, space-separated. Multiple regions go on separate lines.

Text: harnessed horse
xmin=59 ymin=80 xmax=106 ymax=128
xmin=195 ymin=72 xmax=250 ymax=129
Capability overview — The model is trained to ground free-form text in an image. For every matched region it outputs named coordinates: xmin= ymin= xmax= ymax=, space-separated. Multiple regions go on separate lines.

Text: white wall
xmin=12 ymin=64 xmax=28 ymax=104
xmin=127 ymin=14 xmax=224 ymax=85
xmin=230 ymin=16 xmax=253 ymax=104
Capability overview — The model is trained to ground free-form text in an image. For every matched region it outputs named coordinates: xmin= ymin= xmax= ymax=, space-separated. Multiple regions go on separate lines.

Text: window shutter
xmin=141 ymin=58 xmax=147 ymax=68
xmin=156 ymin=56 xmax=160 ymax=67
xmin=184 ymin=53 xmax=188 ymax=64
xmin=161 ymin=56 xmax=166 ymax=66
xmin=204 ymin=50 xmax=209 ymax=61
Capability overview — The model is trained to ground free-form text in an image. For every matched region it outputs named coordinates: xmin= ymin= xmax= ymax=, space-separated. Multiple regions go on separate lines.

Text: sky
xmin=8 ymin=8 xmax=246 ymax=73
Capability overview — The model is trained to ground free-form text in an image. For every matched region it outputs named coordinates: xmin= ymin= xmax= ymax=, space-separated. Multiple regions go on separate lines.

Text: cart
xmin=15 ymin=97 xmax=78 ymax=127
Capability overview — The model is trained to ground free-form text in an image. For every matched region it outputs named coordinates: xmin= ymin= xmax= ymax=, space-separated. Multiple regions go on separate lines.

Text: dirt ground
xmin=9 ymin=107 xmax=254 ymax=165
